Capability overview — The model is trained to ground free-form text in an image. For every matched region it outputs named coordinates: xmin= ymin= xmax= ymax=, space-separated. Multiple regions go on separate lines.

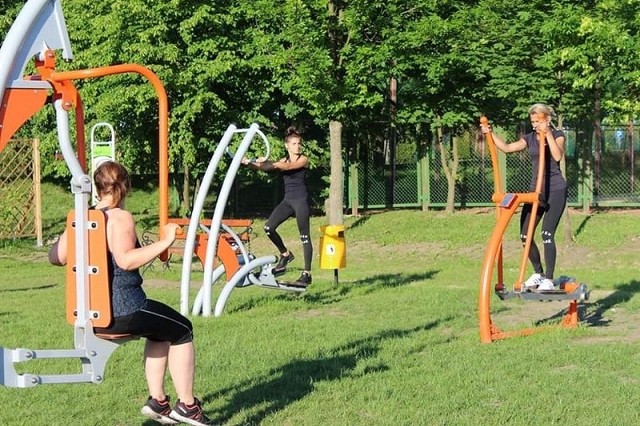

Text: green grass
xmin=2 ymin=184 xmax=640 ymax=425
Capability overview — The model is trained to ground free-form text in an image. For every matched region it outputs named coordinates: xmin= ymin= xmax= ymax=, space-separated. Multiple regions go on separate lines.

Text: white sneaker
xmin=523 ymin=273 xmax=543 ymax=289
xmin=537 ymin=278 xmax=555 ymax=291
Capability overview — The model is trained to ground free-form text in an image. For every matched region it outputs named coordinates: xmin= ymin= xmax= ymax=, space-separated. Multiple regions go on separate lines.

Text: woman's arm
xmin=107 ymin=210 xmax=179 ymax=271
xmin=480 ymin=124 xmax=527 ymax=153
xmin=273 ymin=155 xmax=308 ymax=171
xmin=48 ymin=229 xmax=68 ymax=266
xmin=538 ymin=123 xmax=565 ymax=162
xmin=242 ymin=156 xmax=308 ymax=172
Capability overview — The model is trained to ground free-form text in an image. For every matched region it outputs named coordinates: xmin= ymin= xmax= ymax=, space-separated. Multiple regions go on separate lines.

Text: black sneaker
xmin=272 ymin=252 xmax=295 ymax=276
xmin=170 ymin=398 xmax=212 ymax=426
xmin=141 ymin=396 xmax=178 ymax=425
xmin=292 ymin=271 xmax=312 ymax=287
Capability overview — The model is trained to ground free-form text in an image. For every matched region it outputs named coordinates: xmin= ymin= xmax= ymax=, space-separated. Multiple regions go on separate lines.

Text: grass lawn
xmin=1 ymin=182 xmax=640 ymax=425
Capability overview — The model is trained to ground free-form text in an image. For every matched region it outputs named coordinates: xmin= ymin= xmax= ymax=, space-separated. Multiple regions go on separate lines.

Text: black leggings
xmin=519 ymin=189 xmax=567 ymax=280
xmin=264 ymin=196 xmax=312 ymax=271
xmin=95 ymin=299 xmax=193 ymax=345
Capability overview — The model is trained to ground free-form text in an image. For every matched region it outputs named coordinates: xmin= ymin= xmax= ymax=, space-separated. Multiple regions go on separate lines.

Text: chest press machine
xmin=0 ymin=0 xmax=171 ymax=386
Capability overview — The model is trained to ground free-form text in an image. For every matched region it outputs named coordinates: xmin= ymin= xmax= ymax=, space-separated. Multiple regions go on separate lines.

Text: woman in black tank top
xmin=48 ymin=161 xmax=212 ymax=425
xmin=242 ymin=126 xmax=312 ymax=287
xmin=480 ymin=103 xmax=567 ymax=292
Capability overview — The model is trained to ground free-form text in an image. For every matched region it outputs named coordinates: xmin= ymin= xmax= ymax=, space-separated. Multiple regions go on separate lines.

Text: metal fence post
xmin=348 ymin=162 xmax=359 ymax=215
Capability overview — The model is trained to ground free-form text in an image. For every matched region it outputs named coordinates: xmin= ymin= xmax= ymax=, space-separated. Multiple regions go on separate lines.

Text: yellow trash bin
xmin=319 ymin=225 xmax=346 ymax=269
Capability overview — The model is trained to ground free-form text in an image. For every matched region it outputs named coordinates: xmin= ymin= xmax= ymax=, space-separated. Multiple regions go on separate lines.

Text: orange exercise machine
xmin=477 ymin=116 xmax=589 ymax=343
xmin=0 ymin=0 xmax=168 ymax=386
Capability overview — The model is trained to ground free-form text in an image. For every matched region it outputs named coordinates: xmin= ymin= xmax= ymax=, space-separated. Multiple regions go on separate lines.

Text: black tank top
xmin=524 ymin=129 xmax=567 ymax=195
xmin=282 ymin=156 xmax=308 ymax=200
xmin=97 ymin=207 xmax=146 ymax=317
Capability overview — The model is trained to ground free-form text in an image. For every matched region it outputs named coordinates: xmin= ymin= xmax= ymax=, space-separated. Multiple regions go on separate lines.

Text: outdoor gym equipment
xmin=179 ymin=124 xmax=307 ymax=318
xmin=477 ymin=116 xmax=589 ymax=343
xmin=89 ymin=122 xmax=116 ymax=204
xmin=0 ymin=0 xmax=171 ymax=386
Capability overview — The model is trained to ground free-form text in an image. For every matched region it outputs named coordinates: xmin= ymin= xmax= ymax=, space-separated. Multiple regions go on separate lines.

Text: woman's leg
xmin=520 ymin=203 xmax=544 ymax=274
xmin=168 ymin=341 xmax=196 ymax=404
xmin=540 ymin=189 xmax=567 ymax=279
xmin=144 ymin=340 xmax=171 ymax=401
xmin=291 ymin=198 xmax=312 ymax=272
xmin=264 ymin=200 xmax=294 ymax=254
xmin=125 ymin=300 xmax=196 ymax=403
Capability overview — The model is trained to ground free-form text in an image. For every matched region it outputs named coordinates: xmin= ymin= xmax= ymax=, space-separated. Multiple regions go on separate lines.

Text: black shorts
xmin=95 ymin=299 xmax=193 ymax=345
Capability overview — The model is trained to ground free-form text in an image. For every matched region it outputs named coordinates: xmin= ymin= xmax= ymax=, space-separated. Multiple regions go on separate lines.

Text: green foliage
xmin=6 ymin=0 xmax=640 ymax=210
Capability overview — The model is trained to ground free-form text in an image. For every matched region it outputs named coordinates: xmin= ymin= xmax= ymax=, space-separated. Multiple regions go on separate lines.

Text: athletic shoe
xmin=522 ymin=273 xmax=544 ymax=289
xmin=141 ymin=396 xmax=178 ymax=425
xmin=292 ymin=271 xmax=312 ymax=287
xmin=272 ymin=252 xmax=295 ymax=276
xmin=537 ymin=278 xmax=555 ymax=291
xmin=170 ymin=398 xmax=212 ymax=426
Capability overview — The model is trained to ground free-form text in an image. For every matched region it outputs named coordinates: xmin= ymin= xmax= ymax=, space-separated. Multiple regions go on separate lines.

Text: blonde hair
xmin=528 ymin=103 xmax=556 ymax=128
xmin=93 ymin=161 xmax=131 ymax=208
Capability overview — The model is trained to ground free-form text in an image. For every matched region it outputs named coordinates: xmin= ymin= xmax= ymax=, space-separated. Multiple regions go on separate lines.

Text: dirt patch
xmin=492 ymin=289 xmax=640 ymax=343
xmin=295 ymin=307 xmax=350 ymax=319
xmin=143 ymin=278 xmax=180 ymax=289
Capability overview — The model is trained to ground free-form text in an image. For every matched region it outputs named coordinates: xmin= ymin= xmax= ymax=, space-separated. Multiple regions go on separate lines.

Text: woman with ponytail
xmin=480 ymin=103 xmax=567 ymax=291
xmin=242 ymin=126 xmax=313 ymax=287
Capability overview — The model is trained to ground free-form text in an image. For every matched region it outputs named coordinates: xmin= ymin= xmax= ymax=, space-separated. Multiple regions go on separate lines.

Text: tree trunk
xmin=181 ymin=162 xmax=191 ymax=217
xmin=436 ymin=126 xmax=459 ymax=214
xmin=328 ymin=120 xmax=344 ymax=225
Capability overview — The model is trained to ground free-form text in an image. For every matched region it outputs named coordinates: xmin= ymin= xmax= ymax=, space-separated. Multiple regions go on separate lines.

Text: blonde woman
xmin=481 ymin=104 xmax=567 ymax=290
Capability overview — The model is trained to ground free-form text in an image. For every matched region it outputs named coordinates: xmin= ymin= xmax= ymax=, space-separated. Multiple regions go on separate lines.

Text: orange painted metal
xmin=49 ymin=64 xmax=169 ymax=240
xmin=478 ymin=116 xmax=581 ymax=343
xmin=2 ymin=51 xmax=169 ymax=243
xmin=0 ymin=88 xmax=48 ymax=152
xmin=167 ymin=218 xmax=253 ymax=278
xmin=65 ymin=209 xmax=112 ymax=328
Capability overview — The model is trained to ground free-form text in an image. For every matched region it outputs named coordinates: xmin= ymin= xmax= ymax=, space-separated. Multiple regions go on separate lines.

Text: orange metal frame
xmin=65 ymin=209 xmax=111 ymax=328
xmin=0 ymin=49 xmax=170 ymax=255
xmin=477 ymin=116 xmax=579 ymax=343
xmin=167 ymin=218 xmax=254 ymax=280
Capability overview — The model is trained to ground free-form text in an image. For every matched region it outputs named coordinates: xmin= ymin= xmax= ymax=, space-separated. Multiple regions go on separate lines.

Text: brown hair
xmin=285 ymin=126 xmax=301 ymax=143
xmin=93 ymin=161 xmax=131 ymax=208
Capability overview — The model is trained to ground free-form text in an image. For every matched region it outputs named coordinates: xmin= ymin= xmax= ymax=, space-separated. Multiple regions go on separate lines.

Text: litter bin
xmin=319 ymin=225 xmax=346 ymax=284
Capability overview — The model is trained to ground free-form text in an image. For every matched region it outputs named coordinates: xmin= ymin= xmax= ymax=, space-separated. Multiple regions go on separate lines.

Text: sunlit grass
xmin=2 ymin=184 xmax=640 ymax=424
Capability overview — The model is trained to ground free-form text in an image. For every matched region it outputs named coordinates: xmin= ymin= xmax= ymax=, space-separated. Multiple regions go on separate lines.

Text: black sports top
xmin=282 ymin=155 xmax=308 ymax=200
xmin=97 ymin=207 xmax=146 ymax=317
xmin=523 ymin=129 xmax=567 ymax=195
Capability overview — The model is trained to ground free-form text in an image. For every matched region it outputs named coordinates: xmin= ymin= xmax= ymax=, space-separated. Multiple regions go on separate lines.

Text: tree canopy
xmin=2 ymin=0 xmax=640 ymax=199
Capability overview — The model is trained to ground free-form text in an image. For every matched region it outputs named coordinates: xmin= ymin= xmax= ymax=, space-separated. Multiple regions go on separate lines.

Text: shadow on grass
xmin=0 ymin=284 xmax=57 ymax=293
xmin=347 ymin=214 xmax=371 ymax=230
xmin=573 ymin=213 xmax=592 ymax=239
xmin=536 ymin=280 xmax=640 ymax=327
xmin=206 ymin=318 xmax=451 ymax=425
xmin=227 ymin=270 xmax=440 ymax=314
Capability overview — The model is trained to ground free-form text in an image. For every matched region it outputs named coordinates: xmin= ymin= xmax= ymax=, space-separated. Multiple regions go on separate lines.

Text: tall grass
xmin=1 ymin=183 xmax=640 ymax=425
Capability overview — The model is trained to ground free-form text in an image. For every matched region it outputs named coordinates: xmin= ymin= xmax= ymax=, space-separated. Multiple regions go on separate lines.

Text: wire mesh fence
xmin=202 ymin=123 xmax=640 ymax=217
xmin=344 ymin=124 xmax=640 ymax=211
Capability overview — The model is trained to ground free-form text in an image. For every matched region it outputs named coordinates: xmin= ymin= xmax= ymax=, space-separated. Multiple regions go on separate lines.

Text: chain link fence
xmin=344 ymin=124 xmax=640 ymax=211
xmin=201 ymin=123 xmax=640 ymax=217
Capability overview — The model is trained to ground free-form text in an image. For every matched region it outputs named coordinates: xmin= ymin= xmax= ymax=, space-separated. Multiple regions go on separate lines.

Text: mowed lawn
xmin=1 ymin=182 xmax=640 ymax=425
